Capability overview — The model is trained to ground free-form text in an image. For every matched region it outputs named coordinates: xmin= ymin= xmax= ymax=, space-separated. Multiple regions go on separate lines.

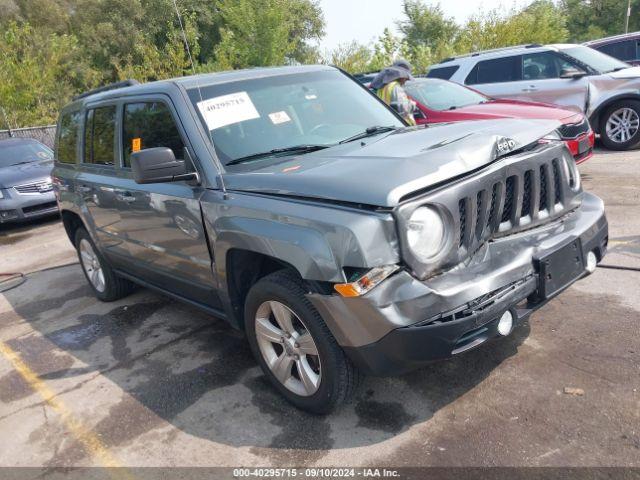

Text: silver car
xmin=0 ymin=138 xmax=57 ymax=223
xmin=428 ymin=44 xmax=640 ymax=150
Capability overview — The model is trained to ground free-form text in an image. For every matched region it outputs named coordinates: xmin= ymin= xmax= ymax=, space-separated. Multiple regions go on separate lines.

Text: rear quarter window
xmin=56 ymin=110 xmax=81 ymax=164
xmin=427 ymin=66 xmax=460 ymax=80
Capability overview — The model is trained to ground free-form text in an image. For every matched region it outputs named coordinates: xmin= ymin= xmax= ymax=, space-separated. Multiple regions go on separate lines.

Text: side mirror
xmin=131 ymin=147 xmax=196 ymax=184
xmin=560 ymin=68 xmax=587 ymax=79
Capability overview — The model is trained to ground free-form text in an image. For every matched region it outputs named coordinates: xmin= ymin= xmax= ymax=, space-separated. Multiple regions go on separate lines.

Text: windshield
xmin=187 ymin=70 xmax=404 ymax=167
xmin=0 ymin=141 xmax=53 ymax=168
xmin=561 ymin=46 xmax=630 ymax=74
xmin=404 ymin=79 xmax=488 ymax=111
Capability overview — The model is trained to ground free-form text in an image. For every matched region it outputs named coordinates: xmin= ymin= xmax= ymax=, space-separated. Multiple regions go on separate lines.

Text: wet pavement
xmin=0 ymin=149 xmax=639 ymax=468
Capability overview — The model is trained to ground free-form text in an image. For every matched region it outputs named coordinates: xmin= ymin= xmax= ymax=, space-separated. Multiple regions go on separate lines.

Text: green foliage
xmin=561 ymin=0 xmax=640 ymax=42
xmin=0 ymin=21 xmax=98 ymax=127
xmin=214 ymin=0 xmax=324 ymax=69
xmin=456 ymin=1 xmax=568 ymax=53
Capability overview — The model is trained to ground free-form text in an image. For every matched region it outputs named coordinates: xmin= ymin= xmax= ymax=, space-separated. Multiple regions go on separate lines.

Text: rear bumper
xmin=308 ymin=192 xmax=608 ymax=376
xmin=0 ymin=188 xmax=58 ymax=223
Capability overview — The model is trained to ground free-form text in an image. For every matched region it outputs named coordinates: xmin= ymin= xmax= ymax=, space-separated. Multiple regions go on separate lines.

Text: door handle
xmin=521 ymin=86 xmax=538 ymax=92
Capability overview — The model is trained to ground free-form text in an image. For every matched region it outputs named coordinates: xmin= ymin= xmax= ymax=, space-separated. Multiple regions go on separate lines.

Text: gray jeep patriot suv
xmin=53 ymin=66 xmax=608 ymax=413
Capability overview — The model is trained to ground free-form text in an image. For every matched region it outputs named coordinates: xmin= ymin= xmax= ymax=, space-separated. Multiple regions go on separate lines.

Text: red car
xmin=404 ymin=78 xmax=595 ymax=164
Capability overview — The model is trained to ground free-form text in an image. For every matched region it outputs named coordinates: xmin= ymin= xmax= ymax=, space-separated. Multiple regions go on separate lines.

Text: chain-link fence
xmin=0 ymin=125 xmax=57 ymax=149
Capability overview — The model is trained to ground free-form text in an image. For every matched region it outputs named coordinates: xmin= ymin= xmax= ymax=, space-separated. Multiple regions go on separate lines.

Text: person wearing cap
xmin=371 ymin=59 xmax=417 ymax=126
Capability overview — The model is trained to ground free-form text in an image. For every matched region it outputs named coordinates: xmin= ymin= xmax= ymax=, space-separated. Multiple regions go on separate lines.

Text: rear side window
xmin=122 ymin=102 xmax=185 ymax=168
xmin=596 ymin=40 xmax=638 ymax=62
xmin=466 ymin=56 xmax=523 ymax=85
xmin=427 ymin=66 xmax=459 ymax=80
xmin=56 ymin=111 xmax=80 ymax=164
xmin=84 ymin=106 xmax=116 ymax=165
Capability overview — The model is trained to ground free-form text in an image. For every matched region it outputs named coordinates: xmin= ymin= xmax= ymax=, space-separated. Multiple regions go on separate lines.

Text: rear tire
xmin=244 ymin=270 xmax=361 ymax=414
xmin=75 ymin=228 xmax=134 ymax=302
xmin=600 ymin=100 xmax=640 ymax=150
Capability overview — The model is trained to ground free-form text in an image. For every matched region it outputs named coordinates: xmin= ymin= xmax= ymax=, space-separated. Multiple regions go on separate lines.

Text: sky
xmin=318 ymin=0 xmax=532 ymax=52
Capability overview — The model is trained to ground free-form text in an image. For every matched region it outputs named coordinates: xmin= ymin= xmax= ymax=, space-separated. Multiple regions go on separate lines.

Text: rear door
xmin=464 ymin=55 xmax=525 ymax=100
xmin=77 ymin=103 xmax=128 ymax=259
xmin=114 ymin=96 xmax=219 ymax=307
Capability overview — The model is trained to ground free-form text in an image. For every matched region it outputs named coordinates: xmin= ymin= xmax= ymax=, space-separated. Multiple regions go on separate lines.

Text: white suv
xmin=428 ymin=44 xmax=640 ymax=150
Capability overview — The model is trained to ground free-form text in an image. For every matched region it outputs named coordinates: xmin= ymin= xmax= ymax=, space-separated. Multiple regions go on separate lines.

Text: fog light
xmin=497 ymin=310 xmax=513 ymax=336
xmin=585 ymin=250 xmax=597 ymax=273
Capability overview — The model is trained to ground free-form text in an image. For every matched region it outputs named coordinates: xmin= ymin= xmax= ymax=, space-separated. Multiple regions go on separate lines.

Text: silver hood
xmin=222 ymin=119 xmax=561 ymax=207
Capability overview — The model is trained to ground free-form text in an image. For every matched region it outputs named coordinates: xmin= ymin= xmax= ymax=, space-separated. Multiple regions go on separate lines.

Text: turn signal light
xmin=334 ymin=265 xmax=399 ymax=297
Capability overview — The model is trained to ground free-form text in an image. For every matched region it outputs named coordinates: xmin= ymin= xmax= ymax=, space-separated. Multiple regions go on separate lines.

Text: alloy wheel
xmin=254 ymin=300 xmax=322 ymax=396
xmin=79 ymin=239 xmax=106 ymax=293
xmin=606 ymin=107 xmax=640 ymax=144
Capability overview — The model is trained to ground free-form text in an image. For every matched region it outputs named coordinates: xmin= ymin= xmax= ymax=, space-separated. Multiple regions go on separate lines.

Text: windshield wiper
xmin=338 ymin=126 xmax=398 ymax=144
xmin=226 ymin=144 xmax=330 ymax=166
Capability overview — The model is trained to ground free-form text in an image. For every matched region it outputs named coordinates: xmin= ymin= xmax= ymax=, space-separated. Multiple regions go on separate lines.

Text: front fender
xmin=200 ymin=190 xmax=400 ymax=285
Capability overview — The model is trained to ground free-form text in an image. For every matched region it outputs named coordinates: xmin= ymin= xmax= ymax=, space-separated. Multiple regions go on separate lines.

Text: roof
xmin=68 ymin=65 xmax=336 ymax=106
xmin=434 ymin=43 xmax=584 ymax=66
xmin=584 ymin=31 xmax=640 ymax=46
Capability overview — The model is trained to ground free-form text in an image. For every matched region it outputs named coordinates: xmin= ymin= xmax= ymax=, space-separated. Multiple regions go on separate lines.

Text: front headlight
xmin=407 ymin=206 xmax=446 ymax=262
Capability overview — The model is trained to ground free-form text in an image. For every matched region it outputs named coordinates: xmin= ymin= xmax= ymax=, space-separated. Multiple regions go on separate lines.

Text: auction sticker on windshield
xmin=197 ymin=91 xmax=260 ymax=130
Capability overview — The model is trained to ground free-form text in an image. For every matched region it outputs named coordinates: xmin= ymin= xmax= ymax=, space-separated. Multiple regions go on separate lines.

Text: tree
xmin=456 ymin=1 xmax=568 ymax=53
xmin=0 ymin=22 xmax=98 ymax=127
xmin=327 ymin=41 xmax=373 ymax=73
xmin=561 ymin=0 xmax=640 ymax=42
xmin=397 ymin=0 xmax=458 ymax=70
xmin=213 ymin=0 xmax=324 ymax=69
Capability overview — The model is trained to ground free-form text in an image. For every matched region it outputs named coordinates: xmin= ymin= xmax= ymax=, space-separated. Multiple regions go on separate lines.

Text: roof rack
xmin=584 ymin=31 xmax=640 ymax=45
xmin=73 ymin=79 xmax=140 ymax=101
xmin=437 ymin=44 xmax=543 ymax=64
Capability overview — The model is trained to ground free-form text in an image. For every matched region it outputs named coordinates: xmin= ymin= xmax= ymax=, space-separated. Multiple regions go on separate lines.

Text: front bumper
xmin=0 ymin=188 xmax=58 ymax=223
xmin=308 ymin=192 xmax=608 ymax=376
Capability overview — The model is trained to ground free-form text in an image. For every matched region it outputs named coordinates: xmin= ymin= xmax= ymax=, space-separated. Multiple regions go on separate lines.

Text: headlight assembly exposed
xmin=407 ymin=206 xmax=447 ymax=262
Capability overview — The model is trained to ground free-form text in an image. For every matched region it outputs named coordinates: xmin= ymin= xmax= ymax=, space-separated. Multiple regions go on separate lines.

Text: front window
xmin=0 ymin=141 xmax=53 ymax=168
xmin=187 ymin=70 xmax=403 ymax=168
xmin=560 ymin=46 xmax=630 ymax=74
xmin=405 ymin=79 xmax=487 ymax=111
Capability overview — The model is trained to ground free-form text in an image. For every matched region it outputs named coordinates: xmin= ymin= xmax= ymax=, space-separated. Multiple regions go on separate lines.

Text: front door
xmin=114 ymin=98 xmax=219 ymax=308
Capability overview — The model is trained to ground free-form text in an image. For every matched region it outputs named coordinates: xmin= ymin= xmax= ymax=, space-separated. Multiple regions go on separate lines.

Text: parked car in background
xmin=53 ymin=66 xmax=607 ymax=413
xmin=0 ymin=138 xmax=57 ymax=223
xmin=427 ymin=43 xmax=640 ymax=150
xmin=584 ymin=32 xmax=640 ymax=66
xmin=404 ymin=78 xmax=595 ymax=163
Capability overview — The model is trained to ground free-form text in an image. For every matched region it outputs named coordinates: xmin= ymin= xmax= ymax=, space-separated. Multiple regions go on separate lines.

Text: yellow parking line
xmin=0 ymin=341 xmax=132 ymax=476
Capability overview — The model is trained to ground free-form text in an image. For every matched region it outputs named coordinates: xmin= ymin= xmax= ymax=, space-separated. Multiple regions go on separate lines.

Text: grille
xmin=14 ymin=181 xmax=53 ymax=195
xmin=539 ymin=165 xmax=548 ymax=211
xmin=400 ymin=143 xmax=580 ymax=280
xmin=501 ymin=176 xmax=515 ymax=223
xmin=458 ymin=199 xmax=467 ymax=247
xmin=556 ymin=118 xmax=589 ymax=139
xmin=521 ymin=170 xmax=533 ymax=218
xmin=552 ymin=159 xmax=562 ymax=204
xmin=23 ymin=201 xmax=57 ymax=215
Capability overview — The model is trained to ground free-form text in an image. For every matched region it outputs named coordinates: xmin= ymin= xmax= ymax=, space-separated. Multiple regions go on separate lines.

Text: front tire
xmin=600 ymin=100 xmax=640 ymax=150
xmin=75 ymin=228 xmax=134 ymax=301
xmin=245 ymin=270 xmax=360 ymax=414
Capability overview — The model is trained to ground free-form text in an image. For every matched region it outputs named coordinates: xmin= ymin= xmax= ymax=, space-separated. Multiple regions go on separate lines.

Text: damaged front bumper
xmin=308 ymin=192 xmax=608 ymax=376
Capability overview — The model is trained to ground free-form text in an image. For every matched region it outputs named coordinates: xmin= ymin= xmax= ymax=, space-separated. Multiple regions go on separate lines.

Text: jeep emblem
xmin=496 ymin=137 xmax=517 ymax=154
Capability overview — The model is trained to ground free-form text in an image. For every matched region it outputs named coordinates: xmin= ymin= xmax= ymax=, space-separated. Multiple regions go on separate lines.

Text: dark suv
xmin=53 ymin=66 xmax=608 ymax=413
xmin=585 ymin=32 xmax=640 ymax=66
